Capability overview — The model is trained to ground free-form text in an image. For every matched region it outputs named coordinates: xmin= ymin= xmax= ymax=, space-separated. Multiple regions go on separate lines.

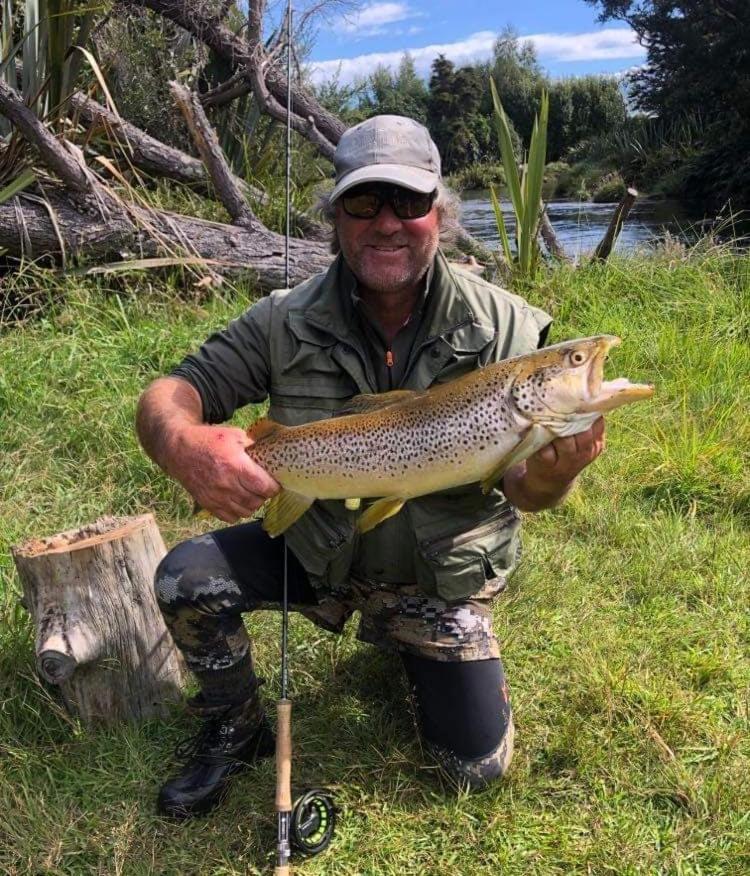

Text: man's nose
xmin=371 ymin=202 xmax=403 ymax=233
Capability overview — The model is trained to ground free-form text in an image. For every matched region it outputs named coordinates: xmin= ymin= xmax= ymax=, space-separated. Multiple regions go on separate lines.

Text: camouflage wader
xmin=156 ymin=528 xmax=513 ymax=790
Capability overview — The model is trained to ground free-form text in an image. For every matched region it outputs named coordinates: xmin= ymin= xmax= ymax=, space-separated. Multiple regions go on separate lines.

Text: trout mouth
xmin=583 ymin=336 xmax=654 ymax=412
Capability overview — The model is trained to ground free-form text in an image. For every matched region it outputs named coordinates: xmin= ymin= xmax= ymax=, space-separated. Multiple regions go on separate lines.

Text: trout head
xmin=508 ymin=336 xmax=653 ymax=424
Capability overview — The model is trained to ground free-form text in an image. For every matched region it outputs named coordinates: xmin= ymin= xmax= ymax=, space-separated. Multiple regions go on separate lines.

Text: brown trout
xmin=247 ymin=335 xmax=653 ymax=535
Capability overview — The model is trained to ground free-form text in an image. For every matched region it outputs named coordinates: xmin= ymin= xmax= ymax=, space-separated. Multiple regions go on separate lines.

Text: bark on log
xmin=12 ymin=514 xmax=187 ymax=725
xmin=0 ymin=188 xmax=331 ymax=287
xmin=592 ymin=187 xmax=638 ymax=262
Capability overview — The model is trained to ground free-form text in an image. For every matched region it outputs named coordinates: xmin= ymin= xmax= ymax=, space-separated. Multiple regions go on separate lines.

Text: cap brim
xmin=330 ymin=164 xmax=438 ymax=202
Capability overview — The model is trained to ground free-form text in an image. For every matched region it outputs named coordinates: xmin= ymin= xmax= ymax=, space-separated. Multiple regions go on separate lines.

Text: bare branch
xmin=592 ymin=188 xmax=638 ymax=262
xmin=247 ymin=0 xmax=266 ymax=47
xmin=170 ymin=80 xmax=262 ymax=232
xmin=71 ymin=91 xmax=328 ymax=240
xmin=0 ymin=81 xmax=90 ymax=194
xmin=133 ymin=0 xmax=345 ymax=151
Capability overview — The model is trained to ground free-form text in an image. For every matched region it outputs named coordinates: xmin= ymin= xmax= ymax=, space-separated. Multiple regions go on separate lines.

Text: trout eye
xmin=569 ymin=350 xmax=587 ymax=366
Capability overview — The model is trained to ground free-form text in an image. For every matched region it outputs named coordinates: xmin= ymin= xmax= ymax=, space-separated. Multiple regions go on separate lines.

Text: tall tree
xmin=586 ymin=0 xmax=750 ymax=209
xmin=360 ymin=54 xmax=428 ymax=122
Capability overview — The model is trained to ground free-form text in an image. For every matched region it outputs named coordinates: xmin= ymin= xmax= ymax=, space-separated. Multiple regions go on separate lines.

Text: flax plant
xmin=0 ymin=0 xmax=96 ymax=126
xmin=489 ymin=78 xmax=548 ymax=280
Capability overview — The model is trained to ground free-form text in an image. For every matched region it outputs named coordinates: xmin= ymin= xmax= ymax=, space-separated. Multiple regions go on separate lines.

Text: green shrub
xmin=445 ymin=162 xmax=506 ymax=192
xmin=592 ymin=172 xmax=626 ymax=203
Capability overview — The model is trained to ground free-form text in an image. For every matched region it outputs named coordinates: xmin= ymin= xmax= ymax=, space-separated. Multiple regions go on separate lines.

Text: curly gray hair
xmin=315 ymin=182 xmax=462 ymax=255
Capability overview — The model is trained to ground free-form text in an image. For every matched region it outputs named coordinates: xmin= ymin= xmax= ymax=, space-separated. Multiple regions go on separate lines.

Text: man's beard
xmin=341 ymin=233 xmax=439 ymax=295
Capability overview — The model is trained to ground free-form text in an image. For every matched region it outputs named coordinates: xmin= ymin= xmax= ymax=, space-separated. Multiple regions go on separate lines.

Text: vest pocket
xmin=414 ymin=507 xmax=521 ymax=602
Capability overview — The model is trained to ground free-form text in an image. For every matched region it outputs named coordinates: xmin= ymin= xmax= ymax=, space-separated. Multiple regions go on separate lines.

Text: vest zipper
xmin=385 ymin=348 xmax=394 ymax=389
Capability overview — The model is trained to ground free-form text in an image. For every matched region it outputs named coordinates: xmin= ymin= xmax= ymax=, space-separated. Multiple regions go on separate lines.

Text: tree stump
xmin=12 ymin=514 xmax=187 ymax=725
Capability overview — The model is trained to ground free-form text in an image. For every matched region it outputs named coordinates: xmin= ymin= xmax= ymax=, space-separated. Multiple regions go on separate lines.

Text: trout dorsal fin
xmin=247 ymin=417 xmax=284 ymax=443
xmin=338 ymin=390 xmax=421 ymax=416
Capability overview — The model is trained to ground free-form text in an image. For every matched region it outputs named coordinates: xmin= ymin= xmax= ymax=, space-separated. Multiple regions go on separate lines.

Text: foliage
xmin=1 ymin=249 xmax=750 ymax=872
xmin=486 ymin=27 xmax=544 ymax=149
xmin=586 ymin=0 xmax=750 ymax=211
xmin=570 ymin=111 xmax=707 ymax=197
xmin=0 ymin=0 xmax=96 ymax=135
xmin=426 ymin=55 xmax=492 ymax=173
xmin=592 ymin=172 xmax=626 ymax=203
xmin=359 ymin=54 xmax=428 ymax=124
xmin=445 ymin=162 xmax=506 ymax=193
xmin=93 ymin=8 xmax=201 ymax=151
xmin=489 ymin=81 xmax=548 ymax=279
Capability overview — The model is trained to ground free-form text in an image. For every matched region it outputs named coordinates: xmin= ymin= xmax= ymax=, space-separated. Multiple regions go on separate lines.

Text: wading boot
xmin=157 ymin=695 xmax=275 ymax=819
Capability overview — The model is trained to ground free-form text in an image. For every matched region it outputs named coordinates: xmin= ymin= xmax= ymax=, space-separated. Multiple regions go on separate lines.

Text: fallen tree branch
xmin=70 ymin=91 xmax=328 ymax=240
xmin=592 ymin=187 xmax=638 ymax=262
xmin=0 ymin=81 xmax=91 ymax=195
xmin=170 ymin=80 xmax=262 ymax=232
xmin=133 ymin=0 xmax=344 ymax=151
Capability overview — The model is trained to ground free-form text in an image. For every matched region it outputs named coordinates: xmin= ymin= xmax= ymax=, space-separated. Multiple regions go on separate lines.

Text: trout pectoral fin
xmin=481 ymin=424 xmax=554 ymax=494
xmin=337 ymin=390 xmax=422 ymax=416
xmin=356 ymin=496 xmax=406 ymax=533
xmin=262 ymin=489 xmax=314 ymax=537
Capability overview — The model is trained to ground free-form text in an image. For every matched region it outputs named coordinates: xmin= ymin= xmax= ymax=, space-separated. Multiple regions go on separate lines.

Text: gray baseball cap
xmin=330 ymin=115 xmax=441 ymax=202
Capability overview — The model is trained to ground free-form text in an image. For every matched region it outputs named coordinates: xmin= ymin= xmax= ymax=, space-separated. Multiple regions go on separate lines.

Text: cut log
xmin=12 ymin=514 xmax=187 ymax=725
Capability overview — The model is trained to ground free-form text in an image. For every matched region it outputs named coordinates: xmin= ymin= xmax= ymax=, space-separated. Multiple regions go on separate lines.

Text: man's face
xmin=334 ymin=185 xmax=440 ymax=296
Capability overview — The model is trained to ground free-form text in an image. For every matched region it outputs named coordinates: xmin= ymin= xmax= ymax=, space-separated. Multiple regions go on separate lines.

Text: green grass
xmin=1 ymin=249 xmax=749 ymax=874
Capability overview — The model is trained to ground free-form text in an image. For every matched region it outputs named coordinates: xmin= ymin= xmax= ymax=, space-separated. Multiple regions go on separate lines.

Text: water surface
xmin=461 ymin=191 xmax=695 ymax=258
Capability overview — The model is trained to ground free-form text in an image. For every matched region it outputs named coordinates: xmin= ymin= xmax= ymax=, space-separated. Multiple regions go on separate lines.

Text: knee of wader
xmin=154 ymin=534 xmax=234 ymax=611
xmin=431 ymin=715 xmax=515 ymax=793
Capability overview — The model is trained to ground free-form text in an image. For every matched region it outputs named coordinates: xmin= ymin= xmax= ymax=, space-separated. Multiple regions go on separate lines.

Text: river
xmin=460 ymin=191 xmax=694 ymax=258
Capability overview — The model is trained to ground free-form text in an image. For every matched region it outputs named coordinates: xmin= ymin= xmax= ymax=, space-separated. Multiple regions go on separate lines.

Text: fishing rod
xmin=274 ymin=3 xmax=335 ymax=872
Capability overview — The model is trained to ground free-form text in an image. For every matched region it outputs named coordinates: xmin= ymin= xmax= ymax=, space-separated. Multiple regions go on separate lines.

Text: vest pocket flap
xmin=414 ymin=508 xmax=521 ymax=602
xmin=284 ymin=500 xmax=358 ymax=594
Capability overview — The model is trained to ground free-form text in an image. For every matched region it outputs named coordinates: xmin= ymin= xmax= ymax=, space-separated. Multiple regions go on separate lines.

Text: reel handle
xmin=275 ymin=698 xmax=293 ymax=811
xmin=274 ymin=698 xmax=293 ymax=876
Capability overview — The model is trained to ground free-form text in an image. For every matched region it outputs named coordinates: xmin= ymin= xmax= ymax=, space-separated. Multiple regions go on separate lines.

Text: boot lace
xmin=173 ymin=706 xmax=234 ymax=762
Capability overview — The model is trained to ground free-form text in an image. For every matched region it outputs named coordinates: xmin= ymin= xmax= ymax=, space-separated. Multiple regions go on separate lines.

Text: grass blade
xmin=0 ymin=168 xmax=37 ymax=205
xmin=489 ymin=184 xmax=513 ymax=266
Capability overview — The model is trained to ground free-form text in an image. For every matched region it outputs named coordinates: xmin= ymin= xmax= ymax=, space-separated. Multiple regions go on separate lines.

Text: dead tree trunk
xmin=593 ymin=188 xmax=638 ymax=262
xmin=12 ymin=514 xmax=187 ymax=726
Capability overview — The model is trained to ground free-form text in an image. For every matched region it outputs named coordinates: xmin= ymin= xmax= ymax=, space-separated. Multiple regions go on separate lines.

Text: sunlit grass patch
xmin=1 ymin=250 xmax=749 ymax=874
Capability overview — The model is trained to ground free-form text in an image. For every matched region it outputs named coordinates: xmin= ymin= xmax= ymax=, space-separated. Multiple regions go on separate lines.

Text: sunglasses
xmin=341 ymin=184 xmax=436 ymax=220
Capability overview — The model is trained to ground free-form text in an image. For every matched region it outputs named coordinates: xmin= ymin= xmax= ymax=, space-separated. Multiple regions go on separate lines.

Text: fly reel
xmin=290 ymin=789 xmax=336 ymax=856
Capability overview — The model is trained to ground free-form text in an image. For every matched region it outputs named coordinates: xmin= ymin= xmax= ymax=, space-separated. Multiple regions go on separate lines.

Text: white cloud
xmin=310 ymin=27 xmax=646 ymax=84
xmin=530 ymin=29 xmax=645 ymax=62
xmin=340 ymin=2 xmax=418 ymax=38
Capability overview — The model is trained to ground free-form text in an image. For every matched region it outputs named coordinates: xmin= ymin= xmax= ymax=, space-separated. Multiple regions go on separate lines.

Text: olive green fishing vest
xmin=264 ymin=249 xmax=551 ymax=603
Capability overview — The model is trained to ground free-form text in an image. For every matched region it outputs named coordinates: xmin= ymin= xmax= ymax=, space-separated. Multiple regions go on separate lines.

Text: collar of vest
xmin=297 ymin=249 xmax=495 ymax=356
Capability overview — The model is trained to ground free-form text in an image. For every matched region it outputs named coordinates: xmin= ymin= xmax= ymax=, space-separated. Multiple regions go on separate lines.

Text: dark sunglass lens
xmin=343 ymin=191 xmax=381 ymax=218
xmin=392 ymin=189 xmax=434 ymax=219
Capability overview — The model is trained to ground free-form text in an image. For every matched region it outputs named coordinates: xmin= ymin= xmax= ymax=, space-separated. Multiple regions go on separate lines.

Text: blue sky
xmin=305 ymin=0 xmax=646 ymax=85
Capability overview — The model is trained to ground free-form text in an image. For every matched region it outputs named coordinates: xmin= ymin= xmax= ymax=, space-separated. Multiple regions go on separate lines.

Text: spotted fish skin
xmin=246 ymin=335 xmax=653 ymax=533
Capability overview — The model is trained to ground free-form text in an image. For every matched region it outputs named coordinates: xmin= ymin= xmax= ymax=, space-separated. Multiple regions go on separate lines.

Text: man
xmin=136 ymin=115 xmax=605 ymax=819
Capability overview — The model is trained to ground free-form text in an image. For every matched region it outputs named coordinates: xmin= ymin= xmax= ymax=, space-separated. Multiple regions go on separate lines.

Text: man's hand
xmin=171 ymin=424 xmax=280 ymax=524
xmin=502 ymin=417 xmax=606 ymax=512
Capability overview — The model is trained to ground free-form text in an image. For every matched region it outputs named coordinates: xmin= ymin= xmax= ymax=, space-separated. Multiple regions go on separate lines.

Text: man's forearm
xmin=135 ymin=376 xmax=204 ymax=475
xmin=501 ymin=461 xmax=577 ymax=512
